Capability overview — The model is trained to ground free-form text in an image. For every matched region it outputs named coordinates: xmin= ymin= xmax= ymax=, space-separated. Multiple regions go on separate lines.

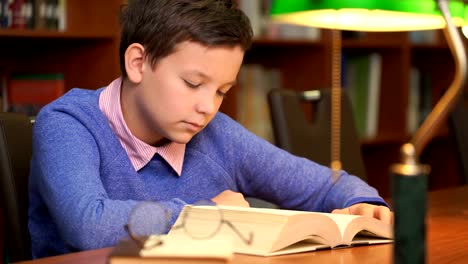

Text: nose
xmin=195 ymin=91 xmax=220 ymax=115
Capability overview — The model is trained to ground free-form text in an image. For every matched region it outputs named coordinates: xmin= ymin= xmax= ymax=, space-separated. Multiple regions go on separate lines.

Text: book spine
xmin=365 ymin=53 xmax=382 ymax=139
xmin=45 ymin=0 xmax=56 ymax=30
xmin=2 ymin=0 xmax=13 ymax=28
xmin=7 ymin=73 xmax=65 ymax=116
xmin=0 ymin=0 xmax=5 ymax=28
xmin=345 ymin=54 xmax=370 ymax=138
xmin=407 ymin=67 xmax=421 ymax=134
xmin=238 ymin=0 xmax=263 ymax=37
xmin=33 ymin=0 xmax=46 ymax=29
xmin=0 ymin=73 xmax=7 ymax=111
xmin=24 ymin=0 xmax=33 ymax=28
xmin=344 ymin=53 xmax=383 ymax=139
xmin=57 ymin=0 xmax=65 ymax=31
xmin=409 ymin=30 xmax=438 ymax=45
xmin=418 ymin=72 xmax=432 ymax=126
xmin=10 ymin=0 xmax=26 ymax=29
xmin=237 ymin=65 xmax=279 ymax=142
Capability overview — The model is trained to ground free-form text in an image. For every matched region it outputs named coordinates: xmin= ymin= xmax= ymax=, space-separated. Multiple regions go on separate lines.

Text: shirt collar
xmin=99 ymin=77 xmax=186 ymax=175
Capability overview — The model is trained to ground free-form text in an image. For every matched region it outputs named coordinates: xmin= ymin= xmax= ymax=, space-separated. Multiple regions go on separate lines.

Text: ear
xmin=125 ymin=43 xmax=146 ymax=83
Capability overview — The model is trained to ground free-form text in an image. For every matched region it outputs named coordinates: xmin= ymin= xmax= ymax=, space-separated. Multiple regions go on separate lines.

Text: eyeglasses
xmin=125 ymin=202 xmax=254 ymax=250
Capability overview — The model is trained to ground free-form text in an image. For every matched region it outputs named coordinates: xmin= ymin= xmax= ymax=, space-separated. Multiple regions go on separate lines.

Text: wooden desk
xmin=13 ymin=186 xmax=468 ymax=264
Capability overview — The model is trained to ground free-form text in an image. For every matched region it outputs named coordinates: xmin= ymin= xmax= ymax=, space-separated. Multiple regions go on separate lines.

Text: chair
xmin=267 ymin=88 xmax=367 ymax=181
xmin=449 ymin=97 xmax=468 ymax=184
xmin=0 ymin=112 xmax=33 ymax=262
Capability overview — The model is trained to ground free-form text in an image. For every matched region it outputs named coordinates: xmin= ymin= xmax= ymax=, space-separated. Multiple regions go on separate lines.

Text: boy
xmin=28 ymin=0 xmax=392 ymax=259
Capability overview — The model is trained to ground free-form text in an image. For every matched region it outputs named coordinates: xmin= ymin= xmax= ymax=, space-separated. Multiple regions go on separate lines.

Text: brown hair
xmin=119 ymin=0 xmax=253 ymax=78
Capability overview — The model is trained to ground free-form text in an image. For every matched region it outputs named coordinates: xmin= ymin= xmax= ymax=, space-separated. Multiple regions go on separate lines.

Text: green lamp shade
xmin=270 ymin=0 xmax=466 ymax=31
xmin=463 ymin=5 xmax=468 ymax=38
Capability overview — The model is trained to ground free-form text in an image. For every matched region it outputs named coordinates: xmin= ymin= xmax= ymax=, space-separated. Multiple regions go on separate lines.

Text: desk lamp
xmin=270 ymin=1 xmax=467 ymax=263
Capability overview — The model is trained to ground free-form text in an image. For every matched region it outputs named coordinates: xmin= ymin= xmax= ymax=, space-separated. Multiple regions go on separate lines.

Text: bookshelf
xmin=0 ymin=0 xmax=122 ymax=102
xmin=230 ymin=29 xmax=467 ymax=197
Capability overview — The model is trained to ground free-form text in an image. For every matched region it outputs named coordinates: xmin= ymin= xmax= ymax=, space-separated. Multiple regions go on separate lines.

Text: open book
xmin=167 ymin=205 xmax=393 ymax=257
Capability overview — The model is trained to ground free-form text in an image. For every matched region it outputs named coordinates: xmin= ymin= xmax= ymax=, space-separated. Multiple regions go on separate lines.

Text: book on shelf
xmin=167 ymin=205 xmax=393 ymax=257
xmin=344 ymin=52 xmax=382 ymax=139
xmin=0 ymin=0 xmax=7 ymax=28
xmin=407 ymin=67 xmax=421 ymax=134
xmin=108 ymin=235 xmax=233 ymax=264
xmin=6 ymin=73 xmax=64 ymax=116
xmin=10 ymin=0 xmax=27 ymax=29
xmin=365 ymin=53 xmax=382 ymax=138
xmin=409 ymin=30 xmax=438 ymax=45
xmin=237 ymin=64 xmax=281 ymax=143
xmin=57 ymin=0 xmax=66 ymax=31
xmin=238 ymin=0 xmax=263 ymax=37
xmin=266 ymin=22 xmax=321 ymax=41
xmin=236 ymin=0 xmax=321 ymax=41
xmin=407 ymin=67 xmax=433 ymax=134
xmin=0 ymin=0 xmax=66 ymax=30
xmin=0 ymin=73 xmax=7 ymax=111
xmin=34 ymin=0 xmax=46 ymax=29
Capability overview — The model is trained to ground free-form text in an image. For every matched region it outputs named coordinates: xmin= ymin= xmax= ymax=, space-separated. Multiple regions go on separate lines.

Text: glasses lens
xmin=183 ymin=201 xmax=222 ymax=239
xmin=128 ymin=202 xmax=171 ymax=238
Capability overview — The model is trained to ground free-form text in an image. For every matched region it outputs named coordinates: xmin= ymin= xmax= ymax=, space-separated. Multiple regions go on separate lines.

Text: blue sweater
xmin=29 ymin=88 xmax=385 ymax=258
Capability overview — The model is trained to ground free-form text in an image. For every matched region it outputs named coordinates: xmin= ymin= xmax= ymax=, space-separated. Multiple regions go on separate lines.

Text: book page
xmin=315 ymin=213 xmax=392 ymax=246
xmin=351 ymin=236 xmax=394 ymax=246
xmin=238 ymin=239 xmax=331 ymax=257
xmin=140 ymin=235 xmax=233 ymax=260
xmin=269 ymin=212 xmax=343 ymax=252
xmin=343 ymin=217 xmax=393 ymax=244
xmin=321 ymin=213 xmax=361 ymax=237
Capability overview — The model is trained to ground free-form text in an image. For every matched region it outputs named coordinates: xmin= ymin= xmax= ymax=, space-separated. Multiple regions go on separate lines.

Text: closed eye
xmin=184 ymin=80 xmax=201 ymax=88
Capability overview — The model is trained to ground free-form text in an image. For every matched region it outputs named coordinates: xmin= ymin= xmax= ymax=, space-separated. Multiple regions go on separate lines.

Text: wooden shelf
xmin=253 ymin=37 xmax=323 ymax=47
xmin=0 ymin=0 xmax=122 ymax=96
xmin=342 ymin=39 xmax=407 ymax=49
xmin=0 ymin=29 xmax=115 ymax=39
xmin=361 ymin=135 xmax=408 ymax=146
xmin=411 ymin=43 xmax=450 ymax=50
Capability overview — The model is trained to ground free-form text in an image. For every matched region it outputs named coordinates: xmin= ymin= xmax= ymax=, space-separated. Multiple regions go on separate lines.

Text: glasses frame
xmin=125 ymin=204 xmax=253 ymax=250
xmin=172 ymin=205 xmax=253 ymax=244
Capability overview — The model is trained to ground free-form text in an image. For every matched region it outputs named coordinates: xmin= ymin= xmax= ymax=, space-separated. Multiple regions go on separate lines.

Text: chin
xmin=169 ymin=134 xmax=195 ymax=144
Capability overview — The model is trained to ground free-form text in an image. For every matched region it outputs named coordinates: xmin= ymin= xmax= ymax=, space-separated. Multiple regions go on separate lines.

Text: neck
xmin=120 ymin=78 xmax=166 ymax=146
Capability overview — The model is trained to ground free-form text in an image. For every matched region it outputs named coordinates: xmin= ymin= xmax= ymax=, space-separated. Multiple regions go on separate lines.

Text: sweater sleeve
xmin=30 ymin=110 xmax=186 ymax=251
xmin=213 ymin=114 xmax=387 ymax=212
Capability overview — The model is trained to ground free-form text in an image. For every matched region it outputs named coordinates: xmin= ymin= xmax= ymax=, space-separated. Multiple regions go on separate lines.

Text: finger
xmin=331 ymin=208 xmax=350 ymax=215
xmin=374 ymin=206 xmax=393 ymax=224
xmin=349 ymin=204 xmax=374 ymax=218
xmin=233 ymin=192 xmax=250 ymax=207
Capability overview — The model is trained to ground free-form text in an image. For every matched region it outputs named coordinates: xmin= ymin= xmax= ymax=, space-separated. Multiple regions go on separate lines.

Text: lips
xmin=184 ymin=121 xmax=204 ymax=131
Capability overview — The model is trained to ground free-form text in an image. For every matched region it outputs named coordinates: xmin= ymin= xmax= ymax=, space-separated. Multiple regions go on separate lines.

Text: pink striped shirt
xmin=98 ymin=78 xmax=185 ymax=175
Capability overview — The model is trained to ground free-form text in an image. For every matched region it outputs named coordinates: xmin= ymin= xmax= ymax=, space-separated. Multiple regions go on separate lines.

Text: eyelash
xmin=217 ymin=90 xmax=227 ymax=98
xmin=184 ymin=80 xmax=228 ymax=98
xmin=184 ymin=80 xmax=200 ymax=88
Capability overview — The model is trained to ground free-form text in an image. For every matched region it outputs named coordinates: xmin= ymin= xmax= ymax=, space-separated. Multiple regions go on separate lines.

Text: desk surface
xmin=14 ymin=185 xmax=468 ymax=264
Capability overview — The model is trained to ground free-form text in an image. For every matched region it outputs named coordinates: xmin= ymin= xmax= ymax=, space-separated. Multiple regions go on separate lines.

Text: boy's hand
xmin=332 ymin=203 xmax=393 ymax=224
xmin=211 ymin=190 xmax=250 ymax=207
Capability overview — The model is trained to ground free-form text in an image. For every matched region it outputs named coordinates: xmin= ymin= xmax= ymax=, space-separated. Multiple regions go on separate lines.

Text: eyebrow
xmin=187 ymin=70 xmax=238 ymax=87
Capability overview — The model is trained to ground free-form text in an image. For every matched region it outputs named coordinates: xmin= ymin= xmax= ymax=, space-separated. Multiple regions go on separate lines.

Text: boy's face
xmin=134 ymin=41 xmax=244 ymax=145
